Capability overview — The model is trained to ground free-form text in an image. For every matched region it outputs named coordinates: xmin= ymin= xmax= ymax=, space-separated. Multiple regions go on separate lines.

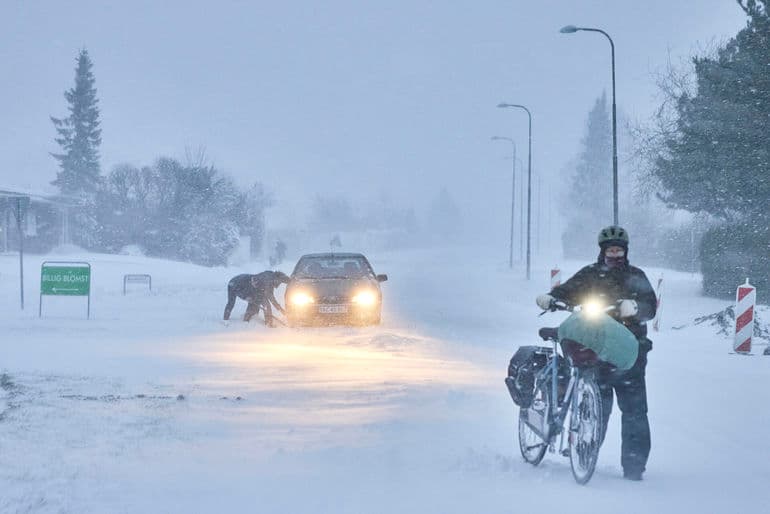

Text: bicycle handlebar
xmin=538 ymin=300 xmax=572 ymax=316
xmin=539 ymin=299 xmax=617 ymax=317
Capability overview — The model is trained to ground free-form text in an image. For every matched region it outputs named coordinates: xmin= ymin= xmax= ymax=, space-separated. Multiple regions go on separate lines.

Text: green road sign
xmin=39 ymin=261 xmax=92 ymax=319
xmin=41 ymin=265 xmax=91 ymax=296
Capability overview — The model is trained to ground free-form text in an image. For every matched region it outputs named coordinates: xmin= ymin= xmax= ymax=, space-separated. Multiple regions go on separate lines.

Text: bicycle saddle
xmin=538 ymin=327 xmax=559 ymax=341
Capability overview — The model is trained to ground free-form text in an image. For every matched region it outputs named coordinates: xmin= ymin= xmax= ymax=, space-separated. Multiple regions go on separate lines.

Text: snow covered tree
xmin=145 ymin=158 xmax=243 ymax=265
xmin=51 ymin=49 xmax=102 ymax=195
xmin=98 ymin=157 xmax=263 ymax=266
xmin=653 ymin=1 xmax=770 ymax=222
xmin=50 ymin=49 xmax=103 ymax=249
xmin=239 ymin=182 xmax=273 ymax=258
xmin=561 ymin=92 xmax=613 ymax=259
xmin=179 ymin=214 xmax=240 ymax=267
xmin=95 ymin=163 xmax=144 ymax=252
xmin=646 ymin=1 xmax=770 ymax=299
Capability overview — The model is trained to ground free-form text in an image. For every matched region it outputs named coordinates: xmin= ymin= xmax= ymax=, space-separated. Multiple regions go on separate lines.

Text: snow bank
xmin=1 ymin=247 xmax=768 ymax=512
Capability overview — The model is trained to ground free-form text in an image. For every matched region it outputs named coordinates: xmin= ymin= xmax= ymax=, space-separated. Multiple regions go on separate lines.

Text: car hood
xmin=287 ymin=277 xmax=378 ymax=299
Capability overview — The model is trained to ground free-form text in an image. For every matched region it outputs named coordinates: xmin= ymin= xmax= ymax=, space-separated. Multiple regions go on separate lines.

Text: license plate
xmin=319 ymin=304 xmax=348 ymax=314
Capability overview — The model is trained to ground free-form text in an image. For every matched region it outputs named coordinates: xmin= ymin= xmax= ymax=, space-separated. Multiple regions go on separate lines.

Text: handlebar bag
xmin=557 ymin=311 xmax=639 ymax=371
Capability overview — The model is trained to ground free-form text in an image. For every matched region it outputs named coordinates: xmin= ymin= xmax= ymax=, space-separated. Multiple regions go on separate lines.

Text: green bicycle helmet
xmin=598 ymin=225 xmax=629 ymax=248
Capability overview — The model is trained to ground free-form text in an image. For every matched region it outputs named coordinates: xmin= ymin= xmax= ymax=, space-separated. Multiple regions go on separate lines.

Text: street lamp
xmin=497 ymin=102 xmax=532 ymax=280
xmin=560 ymin=24 xmax=619 ymax=225
xmin=518 ymin=158 xmax=524 ymax=262
xmin=491 ymin=136 xmax=516 ymax=269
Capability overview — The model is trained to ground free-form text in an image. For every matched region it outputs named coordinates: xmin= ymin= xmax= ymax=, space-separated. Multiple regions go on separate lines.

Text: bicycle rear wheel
xmin=518 ymin=383 xmax=549 ymax=465
xmin=569 ymin=375 xmax=603 ymax=484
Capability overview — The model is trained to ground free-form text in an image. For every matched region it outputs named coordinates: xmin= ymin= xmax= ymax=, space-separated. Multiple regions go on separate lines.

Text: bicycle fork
xmin=558 ymin=368 xmax=580 ymax=456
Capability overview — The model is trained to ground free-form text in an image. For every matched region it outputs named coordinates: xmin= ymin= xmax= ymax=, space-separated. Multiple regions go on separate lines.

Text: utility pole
xmin=11 ymin=197 xmax=27 ymax=309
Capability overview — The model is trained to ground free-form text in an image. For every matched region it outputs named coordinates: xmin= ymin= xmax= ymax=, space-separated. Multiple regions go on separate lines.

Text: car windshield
xmin=294 ymin=256 xmax=372 ymax=279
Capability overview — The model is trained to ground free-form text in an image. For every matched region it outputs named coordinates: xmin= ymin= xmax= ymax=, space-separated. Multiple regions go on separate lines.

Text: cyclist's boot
xmin=623 ymin=469 xmax=643 ymax=481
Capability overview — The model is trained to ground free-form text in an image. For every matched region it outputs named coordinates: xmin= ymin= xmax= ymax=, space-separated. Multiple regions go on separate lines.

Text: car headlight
xmin=289 ymin=292 xmax=315 ymax=306
xmin=351 ymin=290 xmax=378 ymax=306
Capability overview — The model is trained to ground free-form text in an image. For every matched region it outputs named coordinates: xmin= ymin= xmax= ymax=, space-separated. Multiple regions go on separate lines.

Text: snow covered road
xmin=1 ymin=248 xmax=769 ymax=512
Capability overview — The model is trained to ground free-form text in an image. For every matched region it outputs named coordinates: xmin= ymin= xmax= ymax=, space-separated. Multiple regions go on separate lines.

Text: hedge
xmin=700 ymin=224 xmax=770 ymax=303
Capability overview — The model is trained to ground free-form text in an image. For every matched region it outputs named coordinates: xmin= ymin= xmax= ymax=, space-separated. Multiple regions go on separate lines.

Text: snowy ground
xmin=1 ymin=246 xmax=769 ymax=513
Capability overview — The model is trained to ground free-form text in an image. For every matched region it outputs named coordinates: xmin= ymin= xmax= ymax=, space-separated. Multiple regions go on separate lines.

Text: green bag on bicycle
xmin=557 ymin=311 xmax=639 ymax=370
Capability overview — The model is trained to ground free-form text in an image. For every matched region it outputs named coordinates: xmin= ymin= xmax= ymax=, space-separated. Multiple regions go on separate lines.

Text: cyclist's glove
xmin=618 ymin=299 xmax=638 ymax=318
xmin=536 ymin=294 xmax=555 ymax=310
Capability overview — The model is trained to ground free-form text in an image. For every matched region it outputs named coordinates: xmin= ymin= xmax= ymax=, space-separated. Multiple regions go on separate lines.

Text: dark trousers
xmin=598 ymin=339 xmax=651 ymax=475
xmin=223 ymin=285 xmax=271 ymax=324
xmin=223 ymin=286 xmax=237 ymax=320
xmin=224 ymin=286 xmax=261 ymax=322
xmin=261 ymin=301 xmax=274 ymax=326
xmin=246 ymin=300 xmax=273 ymax=325
xmin=243 ymin=300 xmax=261 ymax=322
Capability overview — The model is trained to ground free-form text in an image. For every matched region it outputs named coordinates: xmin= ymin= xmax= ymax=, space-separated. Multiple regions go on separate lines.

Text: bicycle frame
xmin=536 ymin=299 xmax=612 ymax=445
xmin=538 ymin=336 xmax=579 ymax=450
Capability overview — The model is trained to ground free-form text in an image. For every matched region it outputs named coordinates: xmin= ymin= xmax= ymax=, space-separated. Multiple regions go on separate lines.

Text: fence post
xmin=550 ymin=267 xmax=561 ymax=289
xmin=733 ymin=278 xmax=755 ymax=354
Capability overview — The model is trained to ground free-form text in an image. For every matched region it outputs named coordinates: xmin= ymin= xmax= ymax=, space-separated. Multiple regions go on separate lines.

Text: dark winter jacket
xmin=228 ymin=274 xmax=260 ymax=301
xmin=228 ymin=271 xmax=286 ymax=302
xmin=549 ymin=257 xmax=657 ymax=338
xmin=249 ymin=271 xmax=289 ymax=312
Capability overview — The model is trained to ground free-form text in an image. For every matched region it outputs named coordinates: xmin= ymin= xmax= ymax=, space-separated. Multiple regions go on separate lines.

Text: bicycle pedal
xmin=560 ymin=448 xmax=570 ymax=457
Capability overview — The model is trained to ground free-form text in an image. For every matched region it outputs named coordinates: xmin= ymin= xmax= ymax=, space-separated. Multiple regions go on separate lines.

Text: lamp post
xmin=518 ymin=158 xmax=524 ymax=262
xmin=497 ymin=103 xmax=532 ymax=280
xmin=560 ymin=24 xmax=618 ymax=225
xmin=491 ymin=136 xmax=516 ymax=269
xmin=8 ymin=196 xmax=29 ymax=310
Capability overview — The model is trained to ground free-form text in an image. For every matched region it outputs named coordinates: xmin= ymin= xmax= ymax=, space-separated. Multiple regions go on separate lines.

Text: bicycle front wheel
xmin=568 ymin=375 xmax=603 ymax=484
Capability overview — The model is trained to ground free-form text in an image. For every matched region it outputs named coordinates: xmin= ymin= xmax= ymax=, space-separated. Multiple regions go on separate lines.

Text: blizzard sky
xmin=0 ymin=0 xmax=748 ymax=239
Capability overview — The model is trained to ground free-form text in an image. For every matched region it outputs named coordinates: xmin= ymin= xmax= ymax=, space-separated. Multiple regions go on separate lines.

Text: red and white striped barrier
xmin=652 ymin=276 xmax=663 ymax=332
xmin=550 ymin=267 xmax=561 ymax=289
xmin=734 ymin=279 xmax=755 ymax=354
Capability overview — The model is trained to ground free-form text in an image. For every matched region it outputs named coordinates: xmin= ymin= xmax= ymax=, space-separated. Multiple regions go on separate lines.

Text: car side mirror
xmin=376 ymin=274 xmax=388 ymax=282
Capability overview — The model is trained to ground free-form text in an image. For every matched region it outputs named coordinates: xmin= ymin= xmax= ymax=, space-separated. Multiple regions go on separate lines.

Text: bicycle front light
xmin=581 ymin=299 xmax=605 ymax=318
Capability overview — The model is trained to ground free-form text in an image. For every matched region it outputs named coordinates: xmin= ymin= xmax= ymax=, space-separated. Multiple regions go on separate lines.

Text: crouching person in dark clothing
xmin=223 ymin=271 xmax=290 ymax=325
xmin=535 ymin=226 xmax=657 ymax=481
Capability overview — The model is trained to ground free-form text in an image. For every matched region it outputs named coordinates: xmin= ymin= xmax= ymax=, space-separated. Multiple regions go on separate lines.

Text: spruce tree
xmin=653 ymin=1 xmax=770 ymax=223
xmin=50 ymin=49 xmax=103 ymax=248
xmin=561 ymin=92 xmax=613 ymax=259
xmin=649 ymin=1 xmax=770 ymax=299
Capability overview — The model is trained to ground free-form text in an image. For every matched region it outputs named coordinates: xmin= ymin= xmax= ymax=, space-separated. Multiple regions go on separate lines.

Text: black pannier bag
xmin=505 ymin=345 xmax=568 ymax=408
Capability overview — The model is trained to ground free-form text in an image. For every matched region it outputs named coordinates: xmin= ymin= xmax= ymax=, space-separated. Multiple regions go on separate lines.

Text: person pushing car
xmin=223 ymin=271 xmax=290 ymax=325
xmin=535 ymin=226 xmax=657 ymax=481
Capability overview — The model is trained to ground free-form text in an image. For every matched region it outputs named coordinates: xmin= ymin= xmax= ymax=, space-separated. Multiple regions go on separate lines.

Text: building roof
xmin=0 ymin=186 xmax=82 ymax=206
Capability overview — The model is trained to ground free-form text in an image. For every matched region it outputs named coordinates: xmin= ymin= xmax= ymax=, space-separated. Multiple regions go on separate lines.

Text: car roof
xmin=298 ymin=252 xmax=366 ymax=259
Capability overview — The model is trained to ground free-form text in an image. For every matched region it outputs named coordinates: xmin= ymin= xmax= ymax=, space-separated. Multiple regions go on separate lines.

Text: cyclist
xmin=535 ymin=226 xmax=657 ymax=481
xmin=223 ymin=271 xmax=290 ymax=325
